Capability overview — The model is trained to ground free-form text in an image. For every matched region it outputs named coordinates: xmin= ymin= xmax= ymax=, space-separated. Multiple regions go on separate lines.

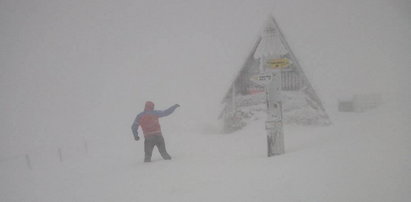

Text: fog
xmin=1 ymin=0 xmax=411 ymax=200
xmin=1 ymin=0 xmax=276 ymax=151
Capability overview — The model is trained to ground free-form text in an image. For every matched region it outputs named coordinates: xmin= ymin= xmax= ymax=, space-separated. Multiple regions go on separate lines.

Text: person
xmin=131 ymin=101 xmax=180 ymax=162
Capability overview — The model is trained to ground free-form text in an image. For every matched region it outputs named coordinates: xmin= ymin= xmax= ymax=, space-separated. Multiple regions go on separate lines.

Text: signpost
xmin=250 ymin=18 xmax=287 ymax=157
xmin=250 ymin=67 xmax=285 ymax=157
xmin=264 ymin=70 xmax=284 ymax=156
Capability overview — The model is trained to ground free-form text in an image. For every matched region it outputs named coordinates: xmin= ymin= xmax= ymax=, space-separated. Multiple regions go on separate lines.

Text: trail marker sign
xmin=267 ymin=58 xmax=290 ymax=69
xmin=250 ymin=73 xmax=274 ymax=86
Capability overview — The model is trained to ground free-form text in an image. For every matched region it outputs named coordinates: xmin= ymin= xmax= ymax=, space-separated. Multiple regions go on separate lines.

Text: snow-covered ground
xmin=1 ymin=102 xmax=410 ymax=202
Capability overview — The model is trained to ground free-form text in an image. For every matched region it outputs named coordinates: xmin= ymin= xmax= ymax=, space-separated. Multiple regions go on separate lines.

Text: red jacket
xmin=132 ymin=101 xmax=179 ymax=138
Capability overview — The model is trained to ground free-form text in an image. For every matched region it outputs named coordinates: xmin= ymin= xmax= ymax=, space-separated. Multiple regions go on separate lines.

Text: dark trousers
xmin=144 ymin=135 xmax=171 ymax=162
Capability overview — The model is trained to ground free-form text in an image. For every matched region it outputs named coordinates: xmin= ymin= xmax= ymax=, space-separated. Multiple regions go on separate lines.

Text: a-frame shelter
xmin=220 ymin=17 xmax=331 ymax=132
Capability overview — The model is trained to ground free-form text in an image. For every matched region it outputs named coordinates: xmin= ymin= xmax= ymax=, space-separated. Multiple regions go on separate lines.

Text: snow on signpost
xmin=253 ymin=18 xmax=287 ymax=157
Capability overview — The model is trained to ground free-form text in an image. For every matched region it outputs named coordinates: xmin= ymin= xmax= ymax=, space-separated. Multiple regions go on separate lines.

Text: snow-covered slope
xmin=1 ymin=103 xmax=410 ymax=202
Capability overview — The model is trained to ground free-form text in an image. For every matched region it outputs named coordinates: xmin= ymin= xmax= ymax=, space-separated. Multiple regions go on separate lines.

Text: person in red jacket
xmin=131 ymin=101 xmax=180 ymax=162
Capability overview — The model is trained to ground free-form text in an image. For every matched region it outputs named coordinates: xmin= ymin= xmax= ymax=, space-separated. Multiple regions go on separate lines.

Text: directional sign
xmin=265 ymin=120 xmax=281 ymax=130
xmin=250 ymin=73 xmax=274 ymax=86
xmin=267 ymin=58 xmax=290 ymax=69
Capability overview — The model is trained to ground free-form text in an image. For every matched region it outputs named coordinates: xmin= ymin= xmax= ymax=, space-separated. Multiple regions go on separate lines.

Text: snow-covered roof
xmin=253 ymin=19 xmax=288 ymax=59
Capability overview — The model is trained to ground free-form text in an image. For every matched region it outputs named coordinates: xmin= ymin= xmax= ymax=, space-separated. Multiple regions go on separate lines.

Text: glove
xmin=134 ymin=135 xmax=140 ymax=141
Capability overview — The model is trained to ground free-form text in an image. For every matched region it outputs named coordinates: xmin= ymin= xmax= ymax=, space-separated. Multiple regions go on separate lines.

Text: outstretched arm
xmin=155 ymin=104 xmax=180 ymax=118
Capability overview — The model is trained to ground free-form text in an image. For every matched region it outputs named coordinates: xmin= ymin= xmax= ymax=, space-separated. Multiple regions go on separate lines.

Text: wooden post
xmin=84 ymin=140 xmax=88 ymax=154
xmin=265 ymin=71 xmax=285 ymax=156
xmin=58 ymin=148 xmax=63 ymax=162
xmin=25 ymin=154 xmax=32 ymax=170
